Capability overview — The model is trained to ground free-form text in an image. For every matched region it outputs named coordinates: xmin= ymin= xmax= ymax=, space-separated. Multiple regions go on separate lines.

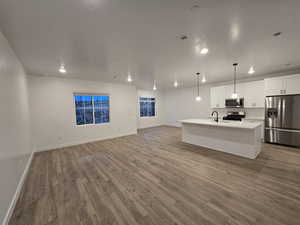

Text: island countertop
xmin=179 ymin=119 xmax=262 ymax=129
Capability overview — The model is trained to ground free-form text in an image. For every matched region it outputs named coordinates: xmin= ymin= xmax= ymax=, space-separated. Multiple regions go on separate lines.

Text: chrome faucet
xmin=211 ymin=111 xmax=219 ymax=122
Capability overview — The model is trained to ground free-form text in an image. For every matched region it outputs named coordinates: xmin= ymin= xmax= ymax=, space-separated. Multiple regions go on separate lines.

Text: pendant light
xmin=127 ymin=72 xmax=132 ymax=82
xmin=248 ymin=66 xmax=255 ymax=74
xmin=173 ymin=72 xmax=178 ymax=87
xmin=195 ymin=72 xmax=202 ymax=101
xmin=231 ymin=63 xmax=238 ymax=99
xmin=153 ymin=80 xmax=157 ymax=91
xmin=127 ymin=67 xmax=133 ymax=82
xmin=174 ymin=80 xmax=178 ymax=87
xmin=59 ymin=64 xmax=66 ymax=74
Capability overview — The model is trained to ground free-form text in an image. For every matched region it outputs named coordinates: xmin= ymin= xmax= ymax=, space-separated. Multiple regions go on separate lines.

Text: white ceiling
xmin=1 ymin=0 xmax=300 ymax=90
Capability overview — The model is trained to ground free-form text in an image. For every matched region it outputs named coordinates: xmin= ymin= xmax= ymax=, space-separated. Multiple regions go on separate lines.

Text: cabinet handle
xmin=280 ymin=90 xmax=286 ymax=94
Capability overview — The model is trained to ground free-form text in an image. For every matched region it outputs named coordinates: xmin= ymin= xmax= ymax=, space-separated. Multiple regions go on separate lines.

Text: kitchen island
xmin=180 ymin=119 xmax=262 ymax=159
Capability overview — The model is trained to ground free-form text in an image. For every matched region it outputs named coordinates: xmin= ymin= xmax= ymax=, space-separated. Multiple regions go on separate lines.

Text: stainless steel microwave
xmin=225 ymin=98 xmax=244 ymax=108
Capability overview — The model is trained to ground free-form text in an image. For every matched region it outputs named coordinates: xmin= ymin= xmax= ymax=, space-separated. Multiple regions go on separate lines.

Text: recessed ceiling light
xmin=273 ymin=32 xmax=282 ymax=37
xmin=200 ymin=48 xmax=209 ymax=55
xmin=59 ymin=64 xmax=66 ymax=74
xmin=248 ymin=66 xmax=255 ymax=74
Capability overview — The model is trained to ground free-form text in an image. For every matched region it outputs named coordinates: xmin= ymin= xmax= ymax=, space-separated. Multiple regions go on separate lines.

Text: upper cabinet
xmin=265 ymin=74 xmax=300 ymax=96
xmin=210 ymin=86 xmax=225 ymax=108
xmin=264 ymin=77 xmax=286 ymax=96
xmin=285 ymin=75 xmax=300 ymax=95
xmin=210 ymin=80 xmax=264 ymax=108
xmin=244 ymin=80 xmax=265 ymax=108
xmin=210 ymin=74 xmax=300 ymax=109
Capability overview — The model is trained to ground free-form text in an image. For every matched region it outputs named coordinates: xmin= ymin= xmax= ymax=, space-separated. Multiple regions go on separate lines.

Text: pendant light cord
xmin=234 ymin=65 xmax=236 ymax=94
xmin=196 ymin=73 xmax=200 ymax=96
xmin=233 ymin=63 xmax=238 ymax=95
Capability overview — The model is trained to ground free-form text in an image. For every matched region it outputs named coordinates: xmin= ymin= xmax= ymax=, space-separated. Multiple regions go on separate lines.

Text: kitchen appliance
xmin=223 ymin=111 xmax=245 ymax=121
xmin=265 ymin=95 xmax=300 ymax=147
xmin=225 ymin=98 xmax=244 ymax=108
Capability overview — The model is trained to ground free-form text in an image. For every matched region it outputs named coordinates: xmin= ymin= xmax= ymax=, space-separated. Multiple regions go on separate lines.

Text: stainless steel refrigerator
xmin=265 ymin=95 xmax=300 ymax=147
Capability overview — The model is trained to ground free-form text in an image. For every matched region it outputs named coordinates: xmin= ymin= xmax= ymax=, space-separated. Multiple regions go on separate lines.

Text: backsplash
xmin=213 ymin=108 xmax=265 ymax=120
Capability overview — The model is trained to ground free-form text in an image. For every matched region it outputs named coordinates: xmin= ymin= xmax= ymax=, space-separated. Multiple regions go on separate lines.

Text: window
xmin=140 ymin=97 xmax=155 ymax=117
xmin=74 ymin=94 xmax=109 ymax=125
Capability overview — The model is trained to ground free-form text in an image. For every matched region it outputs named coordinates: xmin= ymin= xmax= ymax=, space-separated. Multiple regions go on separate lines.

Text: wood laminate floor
xmin=9 ymin=126 xmax=300 ymax=225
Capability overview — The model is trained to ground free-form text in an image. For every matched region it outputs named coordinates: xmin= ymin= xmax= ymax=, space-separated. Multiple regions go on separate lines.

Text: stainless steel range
xmin=265 ymin=95 xmax=300 ymax=147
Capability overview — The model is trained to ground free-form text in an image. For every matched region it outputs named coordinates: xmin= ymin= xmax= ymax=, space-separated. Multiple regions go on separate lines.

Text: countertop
xmin=179 ymin=119 xmax=262 ymax=129
xmin=243 ymin=117 xmax=265 ymax=121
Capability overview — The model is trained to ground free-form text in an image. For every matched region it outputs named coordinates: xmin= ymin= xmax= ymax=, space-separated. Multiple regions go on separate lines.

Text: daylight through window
xmin=74 ymin=94 xmax=109 ymax=125
xmin=140 ymin=97 xmax=155 ymax=117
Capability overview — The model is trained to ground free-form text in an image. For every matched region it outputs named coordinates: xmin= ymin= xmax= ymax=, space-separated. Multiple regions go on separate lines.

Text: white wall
xmin=137 ymin=89 xmax=164 ymax=129
xmin=164 ymin=84 xmax=264 ymax=127
xmin=164 ymin=85 xmax=212 ymax=127
xmin=29 ymin=76 xmax=138 ymax=151
xmin=0 ymin=31 xmax=32 ymax=224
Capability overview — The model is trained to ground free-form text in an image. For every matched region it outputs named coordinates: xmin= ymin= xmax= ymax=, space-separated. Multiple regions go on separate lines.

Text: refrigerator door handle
xmin=265 ymin=127 xmax=300 ymax=133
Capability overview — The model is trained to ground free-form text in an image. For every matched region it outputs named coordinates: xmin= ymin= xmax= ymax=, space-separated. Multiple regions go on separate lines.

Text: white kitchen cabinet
xmin=210 ymin=81 xmax=264 ymax=109
xmin=243 ymin=118 xmax=265 ymax=140
xmin=244 ymin=80 xmax=265 ymax=108
xmin=224 ymin=84 xmax=233 ymax=99
xmin=236 ymin=82 xmax=246 ymax=99
xmin=264 ymin=74 xmax=300 ymax=96
xmin=210 ymin=86 xmax=225 ymax=108
xmin=264 ymin=77 xmax=286 ymax=96
xmin=224 ymin=83 xmax=245 ymax=99
xmin=285 ymin=74 xmax=300 ymax=95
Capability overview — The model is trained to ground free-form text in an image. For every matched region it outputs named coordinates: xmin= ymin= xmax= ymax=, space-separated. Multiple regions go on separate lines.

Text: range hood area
xmin=225 ymin=98 xmax=244 ymax=108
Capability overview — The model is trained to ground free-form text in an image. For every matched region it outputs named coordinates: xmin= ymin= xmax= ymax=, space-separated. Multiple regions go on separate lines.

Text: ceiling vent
xmin=180 ymin=35 xmax=188 ymax=40
xmin=273 ymin=32 xmax=282 ymax=37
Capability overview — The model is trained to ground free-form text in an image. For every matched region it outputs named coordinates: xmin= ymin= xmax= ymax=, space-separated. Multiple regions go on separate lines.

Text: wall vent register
xmin=74 ymin=94 xmax=110 ymax=125
xmin=140 ymin=97 xmax=155 ymax=117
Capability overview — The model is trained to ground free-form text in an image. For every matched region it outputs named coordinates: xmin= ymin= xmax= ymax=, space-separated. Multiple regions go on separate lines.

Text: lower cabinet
xmin=243 ymin=118 xmax=265 ymax=140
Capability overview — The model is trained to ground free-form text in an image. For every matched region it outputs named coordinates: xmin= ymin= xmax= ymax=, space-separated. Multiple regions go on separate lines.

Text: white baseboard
xmin=137 ymin=124 xmax=164 ymax=129
xmin=35 ymin=131 xmax=138 ymax=152
xmin=163 ymin=122 xmax=181 ymax=128
xmin=2 ymin=151 xmax=34 ymax=225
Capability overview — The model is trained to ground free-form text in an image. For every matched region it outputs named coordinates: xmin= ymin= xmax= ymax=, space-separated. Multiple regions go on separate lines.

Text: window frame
xmin=73 ymin=93 xmax=110 ymax=126
xmin=139 ymin=97 xmax=156 ymax=117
